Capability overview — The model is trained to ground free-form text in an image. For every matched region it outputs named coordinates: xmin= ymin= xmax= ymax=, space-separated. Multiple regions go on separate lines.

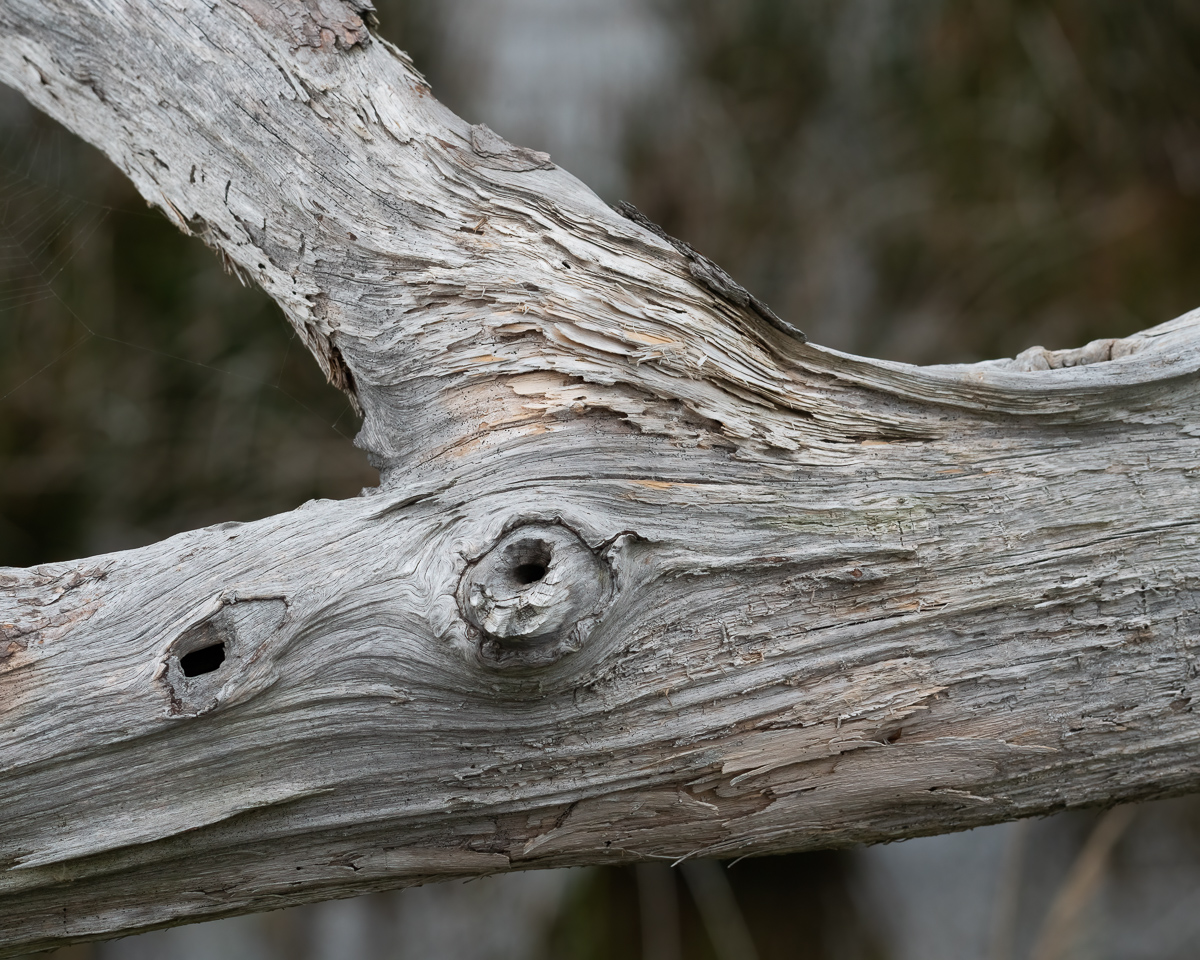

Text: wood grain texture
xmin=3 ymin=0 xmax=1200 ymax=952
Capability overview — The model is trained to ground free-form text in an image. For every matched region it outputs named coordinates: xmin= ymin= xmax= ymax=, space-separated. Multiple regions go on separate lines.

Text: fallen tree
xmin=2 ymin=0 xmax=1200 ymax=952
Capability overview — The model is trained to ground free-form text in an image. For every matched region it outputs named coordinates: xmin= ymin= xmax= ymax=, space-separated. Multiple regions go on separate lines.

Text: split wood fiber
xmin=2 ymin=0 xmax=1200 ymax=952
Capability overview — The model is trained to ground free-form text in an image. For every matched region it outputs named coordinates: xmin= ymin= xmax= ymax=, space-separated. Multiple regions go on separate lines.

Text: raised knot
xmin=457 ymin=523 xmax=612 ymax=669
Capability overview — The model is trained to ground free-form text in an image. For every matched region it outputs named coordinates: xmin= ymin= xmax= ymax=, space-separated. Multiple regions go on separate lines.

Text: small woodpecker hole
xmin=180 ymin=642 xmax=226 ymax=678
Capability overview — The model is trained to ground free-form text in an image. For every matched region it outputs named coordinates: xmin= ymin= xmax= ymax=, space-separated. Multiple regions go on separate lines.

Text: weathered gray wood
xmin=3 ymin=0 xmax=1200 ymax=953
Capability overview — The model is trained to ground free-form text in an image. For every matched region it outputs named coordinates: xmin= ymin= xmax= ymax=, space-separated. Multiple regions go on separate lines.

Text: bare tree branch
xmin=2 ymin=0 xmax=1200 ymax=953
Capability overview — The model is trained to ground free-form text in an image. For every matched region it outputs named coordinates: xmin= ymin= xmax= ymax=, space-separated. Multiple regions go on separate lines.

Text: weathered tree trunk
xmin=2 ymin=0 xmax=1200 ymax=953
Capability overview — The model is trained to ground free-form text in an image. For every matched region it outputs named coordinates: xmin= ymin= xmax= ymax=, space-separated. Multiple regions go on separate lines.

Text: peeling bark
xmin=2 ymin=0 xmax=1200 ymax=953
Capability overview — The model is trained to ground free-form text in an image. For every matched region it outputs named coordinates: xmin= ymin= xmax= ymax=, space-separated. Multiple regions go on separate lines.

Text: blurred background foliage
xmin=0 ymin=103 xmax=375 ymax=567
xmin=624 ymin=0 xmax=1200 ymax=363
xmin=5 ymin=0 xmax=1200 ymax=957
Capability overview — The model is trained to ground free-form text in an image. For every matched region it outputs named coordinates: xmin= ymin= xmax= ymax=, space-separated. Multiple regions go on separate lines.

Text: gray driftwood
xmin=2 ymin=0 xmax=1200 ymax=952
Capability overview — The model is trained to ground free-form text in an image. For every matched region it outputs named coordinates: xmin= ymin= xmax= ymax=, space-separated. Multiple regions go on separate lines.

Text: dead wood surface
xmin=3 ymin=0 xmax=1200 ymax=952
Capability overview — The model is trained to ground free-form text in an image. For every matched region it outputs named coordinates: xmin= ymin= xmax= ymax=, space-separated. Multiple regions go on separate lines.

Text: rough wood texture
xmin=3 ymin=0 xmax=1200 ymax=952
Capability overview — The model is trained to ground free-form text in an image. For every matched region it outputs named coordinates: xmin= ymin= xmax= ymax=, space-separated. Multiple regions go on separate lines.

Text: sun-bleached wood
xmin=3 ymin=0 xmax=1200 ymax=953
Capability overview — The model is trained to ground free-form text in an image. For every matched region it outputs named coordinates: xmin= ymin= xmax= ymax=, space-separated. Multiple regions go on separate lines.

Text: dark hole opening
xmin=514 ymin=562 xmax=547 ymax=584
xmin=505 ymin=538 xmax=553 ymax=586
xmin=181 ymin=643 xmax=226 ymax=677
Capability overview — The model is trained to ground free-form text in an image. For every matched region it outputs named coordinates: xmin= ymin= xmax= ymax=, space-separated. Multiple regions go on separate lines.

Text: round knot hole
xmin=505 ymin=538 xmax=552 ymax=586
xmin=514 ymin=563 xmax=546 ymax=584
xmin=457 ymin=522 xmax=613 ymax=669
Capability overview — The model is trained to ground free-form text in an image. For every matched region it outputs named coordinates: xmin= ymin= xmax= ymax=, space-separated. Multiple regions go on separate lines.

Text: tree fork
xmin=2 ymin=0 xmax=1200 ymax=952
